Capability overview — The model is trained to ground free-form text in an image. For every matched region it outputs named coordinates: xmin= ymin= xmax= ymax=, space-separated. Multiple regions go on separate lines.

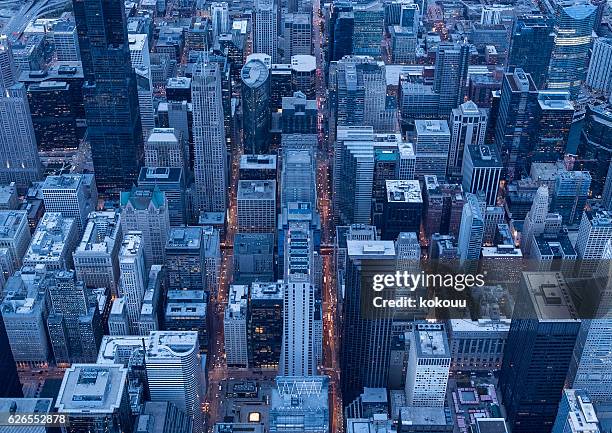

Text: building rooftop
xmin=386 ymin=180 xmax=423 ymax=203
xmin=0 ymin=210 xmax=27 ymax=239
xmin=226 ymin=285 xmax=248 ymax=318
xmin=26 ymin=213 xmax=75 ymax=262
xmin=97 ymin=335 xmax=145 ymax=364
xmin=76 ymin=211 xmax=120 ymax=254
xmin=56 ymin=364 xmax=128 ymax=413
xmin=522 ymin=272 xmax=578 ymax=322
xmin=399 ymin=406 xmax=452 ymax=427
xmin=237 ymin=180 xmax=276 ymax=200
xmin=241 ymin=59 xmax=269 ymax=87
xmin=147 ymin=128 xmax=180 ymax=144
xmin=466 ymin=144 xmax=503 ymax=168
xmin=145 ymin=331 xmax=199 ymax=359
xmin=0 ymin=398 xmax=53 ymax=417
xmin=166 ymin=227 xmax=202 ymax=250
xmin=414 ymin=323 xmax=450 ymax=358
xmin=449 ymin=318 xmax=511 ymax=333
xmin=415 ymin=119 xmax=451 ymax=136
xmin=346 ymin=240 xmax=396 ymax=258
xmin=240 ymin=154 xmax=277 ymax=170
xmin=128 ymin=33 xmax=147 ymax=52
xmin=42 ymin=173 xmax=88 ymax=191
xmin=120 ymin=187 xmax=165 ymax=210
xmin=119 ymin=233 xmax=142 ymax=260
xmin=138 ymin=167 xmax=183 ymax=184
xmin=290 ymin=55 xmax=316 ymax=72
xmin=251 ymin=281 xmax=283 ymax=301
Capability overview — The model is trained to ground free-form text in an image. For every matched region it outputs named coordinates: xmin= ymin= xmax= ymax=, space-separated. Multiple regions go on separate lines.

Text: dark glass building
xmin=72 ymin=0 xmax=144 ymax=194
xmin=507 ymin=15 xmax=555 ymax=89
xmin=329 ymin=2 xmax=354 ymax=62
xmin=577 ymin=104 xmax=612 ymax=196
xmin=500 ymin=272 xmax=580 ymax=433
xmin=249 ymin=282 xmax=283 ymax=369
xmin=241 ymin=59 xmax=271 ymax=154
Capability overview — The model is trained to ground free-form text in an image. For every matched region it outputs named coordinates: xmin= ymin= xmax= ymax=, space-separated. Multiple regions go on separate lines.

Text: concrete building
xmin=0 ymin=398 xmax=53 ymax=433
xmin=224 ymin=285 xmax=249 ymax=368
xmin=56 ymin=364 xmax=133 ymax=433
xmin=575 ymin=210 xmax=612 ymax=276
xmin=144 ymin=128 xmax=185 ymax=169
xmin=281 ymin=147 xmax=316 ymax=207
xmin=414 ymin=120 xmax=451 ymax=180
xmin=164 ymin=290 xmax=208 ymax=351
xmin=405 ymin=323 xmax=451 ymax=407
xmin=237 ymin=181 xmax=276 ymax=233
xmin=165 ymin=227 xmax=205 ymax=290
xmin=108 ymin=298 xmax=130 ymax=336
xmin=118 ymin=232 xmax=147 ymax=334
xmin=239 ymin=154 xmax=277 ymax=181
xmin=254 ymin=0 xmax=279 ymax=62
xmin=423 ymin=175 xmax=464 ymax=239
xmin=586 ymin=37 xmax=612 ymax=96
xmin=74 ymin=210 xmax=122 ymax=296
xmin=0 ymin=210 xmax=31 ymax=273
xmin=23 ymin=212 xmax=78 ymax=271
xmin=41 ymin=174 xmax=98 ymax=235
xmin=283 ymin=14 xmax=312 ymax=60
xmin=449 ymin=317 xmax=510 ymax=371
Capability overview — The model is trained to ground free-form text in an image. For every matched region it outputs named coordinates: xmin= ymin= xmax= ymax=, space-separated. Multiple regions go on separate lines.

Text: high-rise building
xmin=495 ymin=69 xmax=539 ymax=180
xmin=165 ymin=227 xmax=205 ymax=290
xmin=164 ymin=290 xmax=208 ymax=351
xmin=282 ymin=14 xmax=312 ymax=60
xmin=521 ymin=185 xmax=549 ymax=256
xmin=270 ymin=376 xmax=329 ymax=432
xmin=500 ymin=272 xmax=580 ymax=433
xmin=382 ymin=180 xmax=423 ymax=240
xmin=279 ymin=224 xmax=316 ymax=377
xmin=254 ymin=0 xmax=278 ymax=62
xmin=329 ymin=4 xmax=354 ymax=61
xmin=457 ymin=193 xmax=484 ymax=269
xmin=211 ymin=2 xmax=230 ymax=39
xmin=237 ymin=180 xmax=276 ymax=233
xmin=144 ymin=128 xmax=185 ymax=169
xmin=239 ymin=154 xmax=277 ymax=181
xmin=108 ymin=298 xmax=130 ymax=335
xmin=145 ymin=331 xmax=203 ymax=433
xmin=281 ymin=92 xmax=317 ymax=134
xmin=551 ymin=169 xmax=591 ymax=225
xmin=241 ymin=59 xmax=271 ymax=155
xmin=120 ymin=187 xmax=170 ymax=268
xmin=530 ymin=91 xmax=574 ymax=166
xmin=192 ymin=60 xmax=228 ymax=213
xmin=547 ymin=1 xmax=597 ymax=99
xmin=461 ymin=144 xmax=502 ymax=206
xmin=249 ymin=281 xmax=283 ymax=369
xmin=52 ymin=21 xmax=80 ymax=61
xmin=224 ymin=285 xmax=249 ymax=368
xmin=41 ymin=174 xmax=98 ymax=235
xmin=578 ymin=104 xmax=612 ymax=197
xmin=423 ymin=175 xmax=464 ymax=239
xmin=118 ymin=232 xmax=147 ymax=334
xmin=233 ymin=233 xmax=275 ymax=284
xmin=56 ymin=364 xmax=133 ymax=433
xmin=352 ymin=2 xmax=384 ymax=57
xmin=552 ymin=389 xmax=601 ymax=433
xmin=137 ymin=167 xmax=186 ymax=227
xmin=291 ymin=55 xmax=317 ymax=99
xmin=405 ymin=323 xmax=451 ymax=407
xmin=0 ymin=35 xmax=16 ymax=90
xmin=586 ymin=38 xmax=612 ymax=96
xmin=575 ymin=210 xmax=612 ymax=276
xmin=0 ymin=210 xmax=31 ymax=272
xmin=341 ymin=240 xmax=395 ymax=405
xmin=281 ymin=147 xmax=316 ymax=207
xmin=0 ymin=82 xmax=41 ymax=192
xmin=74 ymin=210 xmax=122 ymax=296
xmin=507 ymin=15 xmax=555 ymax=88
xmin=72 ymin=0 xmax=143 ymax=194
xmin=414 ymin=119 xmax=451 ymax=180
xmin=448 ymin=101 xmax=488 ymax=178
xmin=23 ymin=212 xmax=78 ymax=271
xmin=433 ymin=42 xmax=469 ymax=117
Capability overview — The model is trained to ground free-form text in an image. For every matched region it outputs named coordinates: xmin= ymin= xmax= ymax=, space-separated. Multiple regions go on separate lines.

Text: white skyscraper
xmin=0 ymin=35 xmax=16 ymax=90
xmin=191 ymin=60 xmax=228 ymax=213
xmin=224 ymin=285 xmax=249 ymax=368
xmin=211 ymin=2 xmax=230 ymax=39
xmin=41 ymin=174 xmax=98 ymax=235
xmin=129 ymin=34 xmax=155 ymax=139
xmin=145 ymin=331 xmax=203 ymax=433
xmin=145 ymin=127 xmax=185 ymax=169
xmin=118 ymin=232 xmax=147 ymax=334
xmin=254 ymin=0 xmax=279 ymax=63
xmin=414 ymin=119 xmax=451 ymax=180
xmin=575 ymin=209 xmax=612 ymax=276
xmin=448 ymin=101 xmax=488 ymax=178
xmin=280 ymin=224 xmax=316 ymax=377
xmin=586 ymin=37 xmax=612 ymax=97
xmin=521 ymin=185 xmax=549 ymax=256
xmin=405 ymin=323 xmax=451 ymax=407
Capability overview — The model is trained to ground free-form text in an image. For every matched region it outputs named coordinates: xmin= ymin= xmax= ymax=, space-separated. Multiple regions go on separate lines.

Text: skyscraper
xmin=507 ymin=15 xmax=555 ymax=88
xmin=500 ymin=272 xmax=580 ymax=433
xmin=521 ymin=185 xmax=549 ymax=256
xmin=448 ymin=101 xmax=488 ymax=178
xmin=241 ymin=59 xmax=271 ymax=155
xmin=461 ymin=144 xmax=502 ymax=206
xmin=279 ymin=224 xmax=316 ymax=377
xmin=118 ymin=232 xmax=147 ymax=334
xmin=0 ymin=81 xmax=41 ymax=192
xmin=254 ymin=0 xmax=279 ymax=62
xmin=211 ymin=2 xmax=230 ymax=39
xmin=224 ymin=285 xmax=249 ymax=368
xmin=495 ymin=69 xmax=539 ymax=180
xmin=457 ymin=193 xmax=484 ymax=269
xmin=433 ymin=42 xmax=469 ymax=117
xmin=547 ymin=1 xmax=597 ymax=99
xmin=72 ymin=0 xmax=144 ymax=194
xmin=192 ymin=60 xmax=228 ymax=213
xmin=586 ymin=37 xmax=612 ymax=96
